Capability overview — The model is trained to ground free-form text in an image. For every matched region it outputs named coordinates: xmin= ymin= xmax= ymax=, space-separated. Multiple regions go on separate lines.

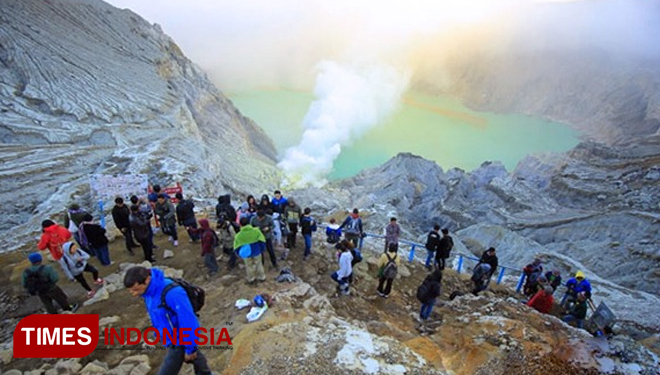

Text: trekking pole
xmin=587 ymin=298 xmax=597 ymax=312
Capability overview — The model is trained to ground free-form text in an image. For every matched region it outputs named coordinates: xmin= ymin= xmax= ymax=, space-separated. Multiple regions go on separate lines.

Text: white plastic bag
xmin=246 ymin=303 xmax=268 ymax=322
xmin=235 ymin=299 xmax=252 ymax=310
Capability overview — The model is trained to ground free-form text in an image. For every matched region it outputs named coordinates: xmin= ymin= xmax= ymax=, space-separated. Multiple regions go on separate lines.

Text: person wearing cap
xmin=250 ymin=210 xmax=278 ymax=269
xmin=80 ymin=214 xmax=111 ymax=266
xmin=562 ymin=271 xmax=592 ymax=310
xmin=562 ymin=292 xmax=588 ymax=329
xmin=37 ymin=219 xmax=72 ymax=261
xmin=22 ymin=252 xmax=78 ymax=314
xmin=60 ymin=243 xmax=104 ymax=298
xmin=527 ymin=285 xmax=555 ymax=314
xmin=155 ymin=193 xmax=178 ymax=246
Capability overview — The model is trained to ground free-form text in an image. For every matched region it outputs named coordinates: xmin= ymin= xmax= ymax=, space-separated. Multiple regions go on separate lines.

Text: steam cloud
xmin=277 ymin=61 xmax=410 ymax=187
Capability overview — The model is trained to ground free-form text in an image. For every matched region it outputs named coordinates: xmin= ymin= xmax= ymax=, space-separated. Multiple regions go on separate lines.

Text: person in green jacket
xmin=22 ymin=253 xmax=78 ymax=314
xmin=562 ymin=292 xmax=588 ymax=329
xmin=234 ymin=217 xmax=266 ymax=284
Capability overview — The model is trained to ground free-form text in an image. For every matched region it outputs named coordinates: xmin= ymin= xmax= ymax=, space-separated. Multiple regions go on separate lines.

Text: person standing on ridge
xmin=112 ymin=197 xmax=138 ymax=255
xmin=124 ymin=266 xmax=213 ymax=375
xmin=424 ymin=225 xmax=441 ymax=270
xmin=377 ymin=243 xmax=400 ymax=298
xmin=270 ymin=190 xmax=288 ymax=249
xmin=339 ymin=208 xmax=363 ymax=249
xmin=384 ymin=217 xmax=400 ymax=253
xmin=300 ymin=207 xmax=317 ymax=260
xmin=284 ymin=198 xmax=302 ymax=250
xmin=435 ymin=229 xmax=454 ymax=270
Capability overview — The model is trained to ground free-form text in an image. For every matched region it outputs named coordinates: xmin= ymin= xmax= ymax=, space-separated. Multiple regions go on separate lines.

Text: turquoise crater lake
xmin=228 ymin=89 xmax=580 ymax=180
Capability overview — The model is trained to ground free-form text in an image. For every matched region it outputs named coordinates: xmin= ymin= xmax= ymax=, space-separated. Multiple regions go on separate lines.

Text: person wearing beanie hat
xmin=37 ymin=220 xmax=72 ymax=261
xmin=60 ymin=243 xmax=104 ymax=298
xmin=562 ymin=270 xmax=593 ymax=310
xmin=188 ymin=219 xmax=219 ymax=276
xmin=22 ymin=253 xmax=78 ymax=314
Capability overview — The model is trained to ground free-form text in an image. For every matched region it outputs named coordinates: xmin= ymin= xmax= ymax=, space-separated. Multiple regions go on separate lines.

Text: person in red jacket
xmin=37 ymin=220 xmax=72 ymax=261
xmin=188 ymin=219 xmax=219 ymax=276
xmin=527 ymin=286 xmax=555 ymax=314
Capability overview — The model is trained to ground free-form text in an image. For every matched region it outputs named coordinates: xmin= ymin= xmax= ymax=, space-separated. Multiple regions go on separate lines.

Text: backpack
xmin=350 ymin=248 xmax=363 ymax=263
xmin=346 ymin=217 xmax=361 ymax=235
xmin=78 ymin=223 xmax=90 ymax=249
xmin=25 ymin=266 xmax=50 ymax=295
xmin=327 ymin=230 xmax=340 ymax=244
xmin=382 ymin=253 xmax=398 ymax=279
xmin=160 ymin=278 xmax=206 ymax=316
xmin=417 ymin=280 xmax=432 ymax=303
xmin=205 ymin=229 xmax=220 ymax=249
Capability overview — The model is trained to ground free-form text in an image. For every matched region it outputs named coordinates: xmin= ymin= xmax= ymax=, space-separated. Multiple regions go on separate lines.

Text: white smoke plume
xmin=277 ymin=62 xmax=410 ymax=187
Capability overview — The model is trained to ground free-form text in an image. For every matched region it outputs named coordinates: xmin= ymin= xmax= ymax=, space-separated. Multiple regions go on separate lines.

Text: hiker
xmin=384 ymin=217 xmax=400 ymax=252
xmin=60 ymin=243 xmax=104 ymax=298
xmin=284 ymin=198 xmax=302 ymax=249
xmin=234 ymin=217 xmax=266 ymax=285
xmin=477 ymin=247 xmax=498 ymax=286
xmin=175 ymin=192 xmax=199 ymax=243
xmin=271 ymin=190 xmax=288 ymax=248
xmin=562 ymin=292 xmax=588 ymax=329
xmin=215 ymin=194 xmax=237 ymax=226
xmin=64 ymin=203 xmax=92 ymax=255
xmin=424 ymin=225 xmax=441 ymax=269
xmin=562 ymin=271 xmax=592 ymax=310
xmin=522 ymin=258 xmax=544 ymax=297
xmin=217 ymin=215 xmax=237 ymax=269
xmin=527 ymin=286 xmax=555 ymax=314
xmin=337 ymin=239 xmax=362 ymax=285
xmin=155 ymin=194 xmax=178 ymax=246
xmin=300 ymin=207 xmax=317 ymax=260
xmin=246 ymin=195 xmax=258 ymax=214
xmin=250 ymin=210 xmax=278 ymax=269
xmin=37 ymin=219 xmax=71 ymax=262
xmin=332 ymin=241 xmax=354 ymax=296
xmin=418 ymin=269 xmax=443 ymax=322
xmin=23 ymin=252 xmax=78 ymax=314
xmin=147 ymin=184 xmax=167 ymax=203
xmin=545 ymin=270 xmax=562 ymax=292
xmin=112 ymin=197 xmax=138 ymax=255
xmin=130 ymin=195 xmax=158 ymax=250
xmin=435 ymin=229 xmax=454 ymax=270
xmin=326 ymin=218 xmax=342 ymax=244
xmin=377 ymin=243 xmax=400 ymax=298
xmin=130 ymin=204 xmax=155 ymax=263
xmin=124 ymin=266 xmax=213 ymax=375
xmin=80 ymin=214 xmax=111 ymax=266
xmin=471 ymin=262 xmax=492 ymax=295
xmin=339 ymin=208 xmax=363 ymax=249
xmin=189 ymin=219 xmax=219 ymax=276
xmin=257 ymin=194 xmax=272 ymax=213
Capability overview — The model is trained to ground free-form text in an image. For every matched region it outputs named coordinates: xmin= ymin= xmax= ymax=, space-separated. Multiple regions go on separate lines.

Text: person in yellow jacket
xmin=376 ymin=243 xmax=401 ymax=298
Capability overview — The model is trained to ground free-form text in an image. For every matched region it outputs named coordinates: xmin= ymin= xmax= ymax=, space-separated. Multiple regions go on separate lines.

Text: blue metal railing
xmin=359 ymin=232 xmax=526 ymax=291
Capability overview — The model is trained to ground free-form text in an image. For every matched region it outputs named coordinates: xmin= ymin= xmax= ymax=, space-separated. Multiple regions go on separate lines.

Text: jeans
xmin=562 ymin=314 xmax=584 ymax=329
xmin=264 ymin=238 xmax=277 ymax=267
xmin=121 ymin=227 xmax=138 ymax=250
xmin=377 ymin=277 xmax=394 ymax=296
xmin=158 ymin=346 xmax=212 ymax=375
xmin=204 ymin=252 xmax=219 ymax=274
xmin=272 ymin=213 xmax=282 ymax=246
xmin=346 ymin=235 xmax=359 ymax=249
xmin=303 ymin=234 xmax=312 ymax=257
xmin=93 ymin=244 xmax=111 ymax=266
xmin=331 ymin=272 xmax=349 ymax=290
xmin=425 ymin=251 xmax=435 ymax=268
xmin=420 ymin=298 xmax=436 ymax=320
xmin=162 ymin=221 xmax=177 ymax=241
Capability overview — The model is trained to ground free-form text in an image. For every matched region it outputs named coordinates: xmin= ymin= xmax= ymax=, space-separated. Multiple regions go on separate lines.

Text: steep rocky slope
xmin=0 ymin=0 xmax=279 ymax=252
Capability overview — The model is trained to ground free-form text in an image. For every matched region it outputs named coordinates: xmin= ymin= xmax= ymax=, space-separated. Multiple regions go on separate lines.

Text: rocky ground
xmin=1 ymin=211 xmax=659 ymax=375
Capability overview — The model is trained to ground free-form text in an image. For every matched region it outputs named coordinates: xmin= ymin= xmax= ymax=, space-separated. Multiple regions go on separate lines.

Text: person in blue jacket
xmin=124 ymin=266 xmax=212 ymax=375
xmin=561 ymin=270 xmax=592 ymax=310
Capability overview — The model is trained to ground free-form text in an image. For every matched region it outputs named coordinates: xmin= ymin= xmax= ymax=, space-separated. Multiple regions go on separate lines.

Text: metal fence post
xmin=408 ymin=244 xmax=416 ymax=263
xmin=497 ymin=267 xmax=505 ymax=285
xmin=457 ymin=254 xmax=463 ymax=274
xmin=516 ymin=273 xmax=526 ymax=293
xmin=98 ymin=200 xmax=105 ymax=229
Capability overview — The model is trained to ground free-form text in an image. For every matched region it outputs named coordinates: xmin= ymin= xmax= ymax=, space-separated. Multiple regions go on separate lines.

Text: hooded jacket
xmin=233 ymin=224 xmax=265 ymax=258
xmin=340 ymin=213 xmax=362 ymax=235
xmin=141 ymin=268 xmax=200 ymax=355
xmin=37 ymin=224 xmax=72 ymax=261
xmin=60 ymin=243 xmax=90 ymax=279
xmin=197 ymin=219 xmax=216 ymax=256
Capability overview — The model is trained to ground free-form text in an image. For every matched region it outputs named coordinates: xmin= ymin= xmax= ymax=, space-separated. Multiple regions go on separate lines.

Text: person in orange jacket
xmin=37 ymin=219 xmax=72 ymax=261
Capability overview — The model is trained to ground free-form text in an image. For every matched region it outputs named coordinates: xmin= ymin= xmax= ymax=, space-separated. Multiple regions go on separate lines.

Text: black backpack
xmin=416 ymin=280 xmax=432 ymax=303
xmin=160 ymin=278 xmax=206 ymax=316
xmin=382 ymin=253 xmax=398 ymax=279
xmin=25 ymin=266 xmax=50 ymax=295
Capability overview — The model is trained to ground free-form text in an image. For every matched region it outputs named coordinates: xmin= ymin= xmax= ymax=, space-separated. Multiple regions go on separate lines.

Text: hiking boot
xmin=87 ymin=290 xmax=96 ymax=299
xmin=168 ymin=236 xmax=173 ymax=243
xmin=341 ymin=290 xmax=350 ymax=296
xmin=94 ymin=278 xmax=105 ymax=285
xmin=377 ymin=291 xmax=385 ymax=297
xmin=70 ymin=303 xmax=79 ymax=313
xmin=173 ymin=240 xmax=179 ymax=247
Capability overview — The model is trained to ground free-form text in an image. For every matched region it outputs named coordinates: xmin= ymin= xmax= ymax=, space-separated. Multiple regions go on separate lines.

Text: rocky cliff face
xmin=0 ymin=0 xmax=279 ymax=251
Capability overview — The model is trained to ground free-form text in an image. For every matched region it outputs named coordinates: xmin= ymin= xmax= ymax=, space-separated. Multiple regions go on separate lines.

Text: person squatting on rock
xmin=80 ymin=214 xmax=111 ymax=266
xmin=332 ymin=241 xmax=354 ymax=296
xmin=545 ymin=269 xmax=562 ymax=292
xmin=435 ymin=229 xmax=454 ymax=270
xmin=471 ymin=262 xmax=492 ymax=295
xmin=424 ymin=225 xmax=441 ymax=269
xmin=155 ymin=193 xmax=178 ymax=247
xmin=124 ymin=266 xmax=213 ymax=375
xmin=339 ymin=208 xmax=364 ymax=249
xmin=522 ymin=258 xmax=544 ymax=297
xmin=418 ymin=269 xmax=443 ymax=322
xmin=175 ymin=192 xmax=200 ymax=243
xmin=384 ymin=217 xmax=400 ymax=253
xmin=37 ymin=219 xmax=71 ymax=262
xmin=562 ymin=291 xmax=588 ymax=329
xmin=250 ymin=210 xmax=278 ymax=269
xmin=112 ymin=197 xmax=139 ymax=255
xmin=60 ymin=242 xmax=104 ymax=298
xmin=189 ymin=219 xmax=219 ymax=276
xmin=377 ymin=243 xmax=400 ymax=298
xmin=476 ymin=247 xmax=498 ymax=287
xmin=23 ymin=252 xmax=78 ymax=314
xmin=300 ymin=207 xmax=317 ymax=260
xmin=527 ymin=285 xmax=555 ymax=314
xmin=234 ymin=217 xmax=266 ymax=285
xmin=561 ymin=270 xmax=592 ymax=310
